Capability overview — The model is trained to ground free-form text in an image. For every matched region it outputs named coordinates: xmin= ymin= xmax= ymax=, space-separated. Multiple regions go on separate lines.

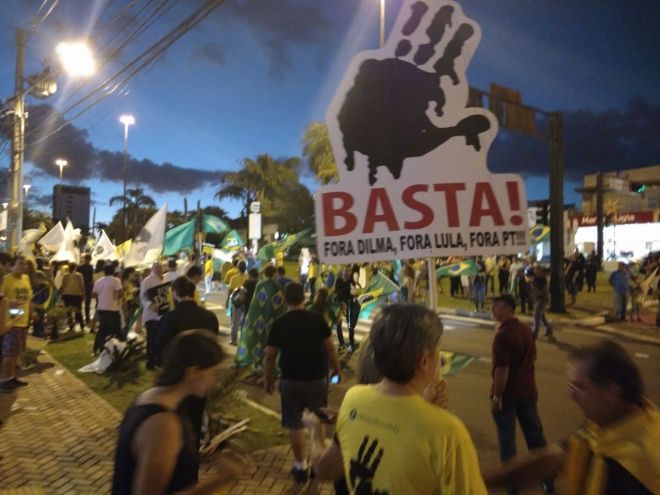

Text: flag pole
xmin=427 ymin=257 xmax=437 ymax=312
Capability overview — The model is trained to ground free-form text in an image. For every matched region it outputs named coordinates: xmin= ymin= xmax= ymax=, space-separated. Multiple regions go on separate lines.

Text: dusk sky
xmin=1 ymin=0 xmax=659 ymax=228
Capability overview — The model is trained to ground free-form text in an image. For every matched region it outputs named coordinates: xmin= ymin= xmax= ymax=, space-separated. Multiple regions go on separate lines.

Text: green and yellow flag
xmin=436 ymin=259 xmax=478 ymax=278
xmin=530 ymin=225 xmax=550 ymax=243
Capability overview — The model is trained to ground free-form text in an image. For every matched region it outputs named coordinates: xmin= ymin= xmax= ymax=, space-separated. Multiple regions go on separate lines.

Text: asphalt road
xmin=203 ymin=287 xmax=660 ymax=478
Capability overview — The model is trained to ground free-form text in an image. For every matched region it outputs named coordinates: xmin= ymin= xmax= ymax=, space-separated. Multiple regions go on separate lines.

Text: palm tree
xmin=215 ymin=154 xmax=301 ymax=218
xmin=109 ymin=188 xmax=156 ymax=238
xmin=302 ymin=121 xmax=339 ymax=185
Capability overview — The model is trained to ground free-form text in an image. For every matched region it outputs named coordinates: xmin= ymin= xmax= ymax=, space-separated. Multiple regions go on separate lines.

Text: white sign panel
xmin=250 ymin=201 xmax=261 ymax=214
xmin=249 ymin=213 xmax=261 ymax=240
xmin=314 ymin=0 xmax=529 ymax=264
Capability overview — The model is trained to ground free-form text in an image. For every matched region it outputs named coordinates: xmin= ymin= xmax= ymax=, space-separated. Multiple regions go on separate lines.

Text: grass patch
xmin=45 ymin=334 xmax=286 ymax=452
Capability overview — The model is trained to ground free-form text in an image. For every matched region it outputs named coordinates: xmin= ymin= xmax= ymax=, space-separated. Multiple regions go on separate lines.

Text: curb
xmin=436 ymin=307 xmax=660 ymax=346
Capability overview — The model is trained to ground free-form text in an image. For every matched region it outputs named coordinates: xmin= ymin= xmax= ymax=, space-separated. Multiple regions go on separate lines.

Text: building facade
xmin=52 ymin=185 xmax=90 ymax=231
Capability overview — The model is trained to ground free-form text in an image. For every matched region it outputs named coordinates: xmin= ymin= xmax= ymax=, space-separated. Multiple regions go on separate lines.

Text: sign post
xmin=248 ymin=201 xmax=261 ymax=254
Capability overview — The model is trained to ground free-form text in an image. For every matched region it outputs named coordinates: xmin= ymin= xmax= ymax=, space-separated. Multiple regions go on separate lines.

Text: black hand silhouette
xmin=337 ymin=1 xmax=490 ymax=185
xmin=349 ymin=436 xmax=388 ymax=495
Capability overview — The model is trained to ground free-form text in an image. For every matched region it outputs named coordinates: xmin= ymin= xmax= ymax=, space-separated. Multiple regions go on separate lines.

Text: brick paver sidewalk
xmin=0 ymin=352 xmax=333 ymax=494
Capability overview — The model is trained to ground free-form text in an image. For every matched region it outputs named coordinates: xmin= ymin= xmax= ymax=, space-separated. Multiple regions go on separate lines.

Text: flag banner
xmin=51 ymin=220 xmax=80 ymax=262
xmin=116 ymin=239 xmax=132 ymax=260
xmin=257 ymin=229 xmax=313 ymax=263
xmin=38 ymin=221 xmax=65 ymax=252
xmin=440 ymin=351 xmax=475 ymax=377
xmin=436 ymin=259 xmax=478 ymax=277
xmin=125 ymin=205 xmax=167 ymax=267
xmin=529 ymin=225 xmax=550 ymax=243
xmin=146 ymin=282 xmax=172 ymax=316
xmin=357 ymin=272 xmax=400 ymax=319
xmin=163 ymin=219 xmax=195 ymax=256
xmin=92 ymin=230 xmax=118 ymax=263
xmin=219 ymin=230 xmax=244 ymax=251
xmin=201 ymin=214 xmax=230 ymax=234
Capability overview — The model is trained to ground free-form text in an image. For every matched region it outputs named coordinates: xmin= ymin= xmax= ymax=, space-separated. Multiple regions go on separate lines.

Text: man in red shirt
xmin=489 ymin=294 xmax=550 ymax=492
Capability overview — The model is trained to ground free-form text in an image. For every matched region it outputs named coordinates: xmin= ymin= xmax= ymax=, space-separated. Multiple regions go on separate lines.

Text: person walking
xmin=61 ymin=262 xmax=86 ymax=332
xmin=531 ymin=266 xmax=554 ymax=339
xmin=485 ymin=340 xmax=659 ymax=495
xmin=584 ymin=251 xmax=599 ymax=292
xmin=235 ymin=264 xmax=285 ymax=370
xmin=489 ymin=294 xmax=551 ymax=493
xmin=228 ymin=261 xmax=248 ymax=345
xmin=334 ymin=266 xmax=359 ymax=353
xmin=112 ymin=330 xmax=246 ymax=494
xmin=78 ymin=254 xmax=94 ymax=326
xmin=0 ymin=256 xmax=33 ymax=391
xmin=609 ymin=262 xmax=631 ymax=322
xmin=263 ymin=282 xmax=342 ymax=483
xmin=140 ymin=262 xmax=168 ymax=369
xmin=91 ymin=264 xmax=123 ymax=354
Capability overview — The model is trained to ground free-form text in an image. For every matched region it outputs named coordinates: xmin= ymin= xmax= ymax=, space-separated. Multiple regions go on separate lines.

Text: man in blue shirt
xmin=609 ymin=262 xmax=631 ymax=322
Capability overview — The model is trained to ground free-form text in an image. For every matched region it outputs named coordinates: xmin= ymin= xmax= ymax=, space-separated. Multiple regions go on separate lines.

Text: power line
xmin=28 ymin=0 xmax=227 ymax=147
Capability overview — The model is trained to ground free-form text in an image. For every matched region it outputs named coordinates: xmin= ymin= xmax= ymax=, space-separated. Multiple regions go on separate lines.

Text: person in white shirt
xmin=163 ymin=258 xmax=179 ymax=284
xmin=92 ymin=265 xmax=123 ymax=355
xmin=140 ymin=262 xmax=166 ymax=369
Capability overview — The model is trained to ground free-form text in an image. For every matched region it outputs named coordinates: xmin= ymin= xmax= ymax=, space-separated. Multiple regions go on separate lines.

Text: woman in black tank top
xmin=112 ymin=329 xmax=247 ymax=494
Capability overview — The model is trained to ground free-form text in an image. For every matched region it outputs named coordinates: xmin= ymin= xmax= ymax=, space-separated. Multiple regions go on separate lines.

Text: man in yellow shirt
xmin=314 ymin=305 xmax=487 ymax=494
xmin=228 ymin=261 xmax=248 ymax=345
xmin=0 ymin=255 xmax=34 ymax=391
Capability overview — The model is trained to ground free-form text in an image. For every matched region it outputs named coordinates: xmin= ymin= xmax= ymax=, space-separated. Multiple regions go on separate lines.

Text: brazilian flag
xmin=440 ymin=351 xmax=475 ymax=377
xmin=202 ymin=214 xmax=230 ymax=234
xmin=219 ymin=230 xmax=244 ymax=251
xmin=436 ymin=259 xmax=478 ymax=278
xmin=530 ymin=225 xmax=550 ymax=243
xmin=357 ymin=272 xmax=400 ymax=320
xmin=257 ymin=228 xmax=313 ymax=263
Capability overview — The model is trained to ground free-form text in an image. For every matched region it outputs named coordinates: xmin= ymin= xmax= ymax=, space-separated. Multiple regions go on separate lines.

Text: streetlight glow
xmin=23 ymin=184 xmax=31 ymax=197
xmin=119 ymin=115 xmax=135 ymax=238
xmin=119 ymin=114 xmax=135 ymax=127
xmin=56 ymin=41 xmax=96 ymax=77
xmin=55 ymin=158 xmax=68 ymax=183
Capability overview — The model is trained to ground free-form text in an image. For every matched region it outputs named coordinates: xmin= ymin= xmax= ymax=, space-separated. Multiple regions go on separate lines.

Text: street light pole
xmin=119 ymin=115 xmax=135 ymax=239
xmin=22 ymin=184 xmax=31 ymax=223
xmin=55 ymin=158 xmax=68 ymax=183
xmin=379 ymin=0 xmax=386 ymax=48
xmin=7 ymin=29 xmax=26 ymax=253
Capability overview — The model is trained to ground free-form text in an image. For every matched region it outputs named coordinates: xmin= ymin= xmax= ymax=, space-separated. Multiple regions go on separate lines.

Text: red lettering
xmin=402 ymin=185 xmax=433 ymax=229
xmin=433 ymin=183 xmax=466 ymax=227
xmin=322 ymin=192 xmax=357 ymax=236
xmin=469 ymin=182 xmax=504 ymax=226
xmin=363 ymin=188 xmax=399 ymax=234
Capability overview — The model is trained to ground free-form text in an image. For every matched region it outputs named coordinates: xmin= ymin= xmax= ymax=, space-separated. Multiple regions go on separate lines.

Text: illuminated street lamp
xmin=23 ymin=184 xmax=31 ymax=212
xmin=6 ymin=32 xmax=95 ymax=252
xmin=55 ymin=158 xmax=68 ymax=183
xmin=55 ymin=41 xmax=96 ymax=77
xmin=379 ymin=0 xmax=386 ymax=48
xmin=119 ymin=114 xmax=135 ymax=236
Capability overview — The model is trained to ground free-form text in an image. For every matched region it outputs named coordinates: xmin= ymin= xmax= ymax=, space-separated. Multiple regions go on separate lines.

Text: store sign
xmin=577 ymin=211 xmax=654 ymax=226
xmin=314 ymin=0 xmax=528 ymax=263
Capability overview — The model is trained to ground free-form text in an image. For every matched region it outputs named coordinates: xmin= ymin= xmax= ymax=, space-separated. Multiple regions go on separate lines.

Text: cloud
xmin=210 ymin=0 xmax=333 ymax=75
xmin=190 ymin=42 xmax=229 ymax=67
xmin=18 ymin=104 xmax=224 ymax=193
xmin=488 ymin=98 xmax=660 ymax=180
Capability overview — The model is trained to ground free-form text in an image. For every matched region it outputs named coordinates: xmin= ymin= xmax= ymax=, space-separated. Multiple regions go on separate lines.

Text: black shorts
xmin=279 ymin=378 xmax=328 ymax=429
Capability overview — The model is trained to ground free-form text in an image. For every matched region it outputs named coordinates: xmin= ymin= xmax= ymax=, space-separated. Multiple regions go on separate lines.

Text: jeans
xmin=145 ymin=319 xmax=160 ymax=369
xmin=94 ymin=310 xmax=121 ymax=354
xmin=83 ymin=289 xmax=93 ymax=323
xmin=336 ymin=300 xmax=358 ymax=347
xmin=533 ymin=300 xmax=553 ymax=337
xmin=62 ymin=294 xmax=84 ymax=331
xmin=492 ymin=399 xmax=547 ymax=462
xmin=613 ymin=292 xmax=628 ymax=321
xmin=230 ymin=304 xmax=245 ymax=344
xmin=473 ymin=283 xmax=485 ymax=311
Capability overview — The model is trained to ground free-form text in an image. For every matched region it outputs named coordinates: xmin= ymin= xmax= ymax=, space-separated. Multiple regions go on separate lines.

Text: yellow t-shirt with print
xmin=336 ymin=385 xmax=487 ymax=495
xmin=2 ymin=273 xmax=33 ymax=328
xmin=228 ymin=272 xmax=248 ymax=292
xmin=224 ymin=267 xmax=239 ymax=285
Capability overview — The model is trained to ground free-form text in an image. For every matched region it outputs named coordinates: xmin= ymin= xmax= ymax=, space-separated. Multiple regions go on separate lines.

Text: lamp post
xmin=379 ymin=0 xmax=386 ymax=48
xmin=6 ymin=31 xmax=94 ymax=252
xmin=55 ymin=158 xmax=68 ymax=183
xmin=119 ymin=114 xmax=135 ymax=238
xmin=22 ymin=184 xmax=31 ymax=216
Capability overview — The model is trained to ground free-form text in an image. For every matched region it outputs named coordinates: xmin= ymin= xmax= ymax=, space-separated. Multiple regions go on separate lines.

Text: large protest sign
xmin=314 ymin=0 xmax=529 ymax=263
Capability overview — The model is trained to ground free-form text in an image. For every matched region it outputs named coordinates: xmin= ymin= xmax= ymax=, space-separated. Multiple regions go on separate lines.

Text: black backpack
xmin=231 ymin=287 xmax=247 ymax=307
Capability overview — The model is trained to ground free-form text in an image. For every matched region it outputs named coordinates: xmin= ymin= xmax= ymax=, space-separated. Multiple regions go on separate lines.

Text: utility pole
xmin=470 ymin=85 xmax=566 ymax=313
xmin=7 ymin=29 xmax=26 ymax=253
xmin=596 ymin=172 xmax=604 ymax=263
xmin=548 ymin=113 xmax=565 ymax=313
